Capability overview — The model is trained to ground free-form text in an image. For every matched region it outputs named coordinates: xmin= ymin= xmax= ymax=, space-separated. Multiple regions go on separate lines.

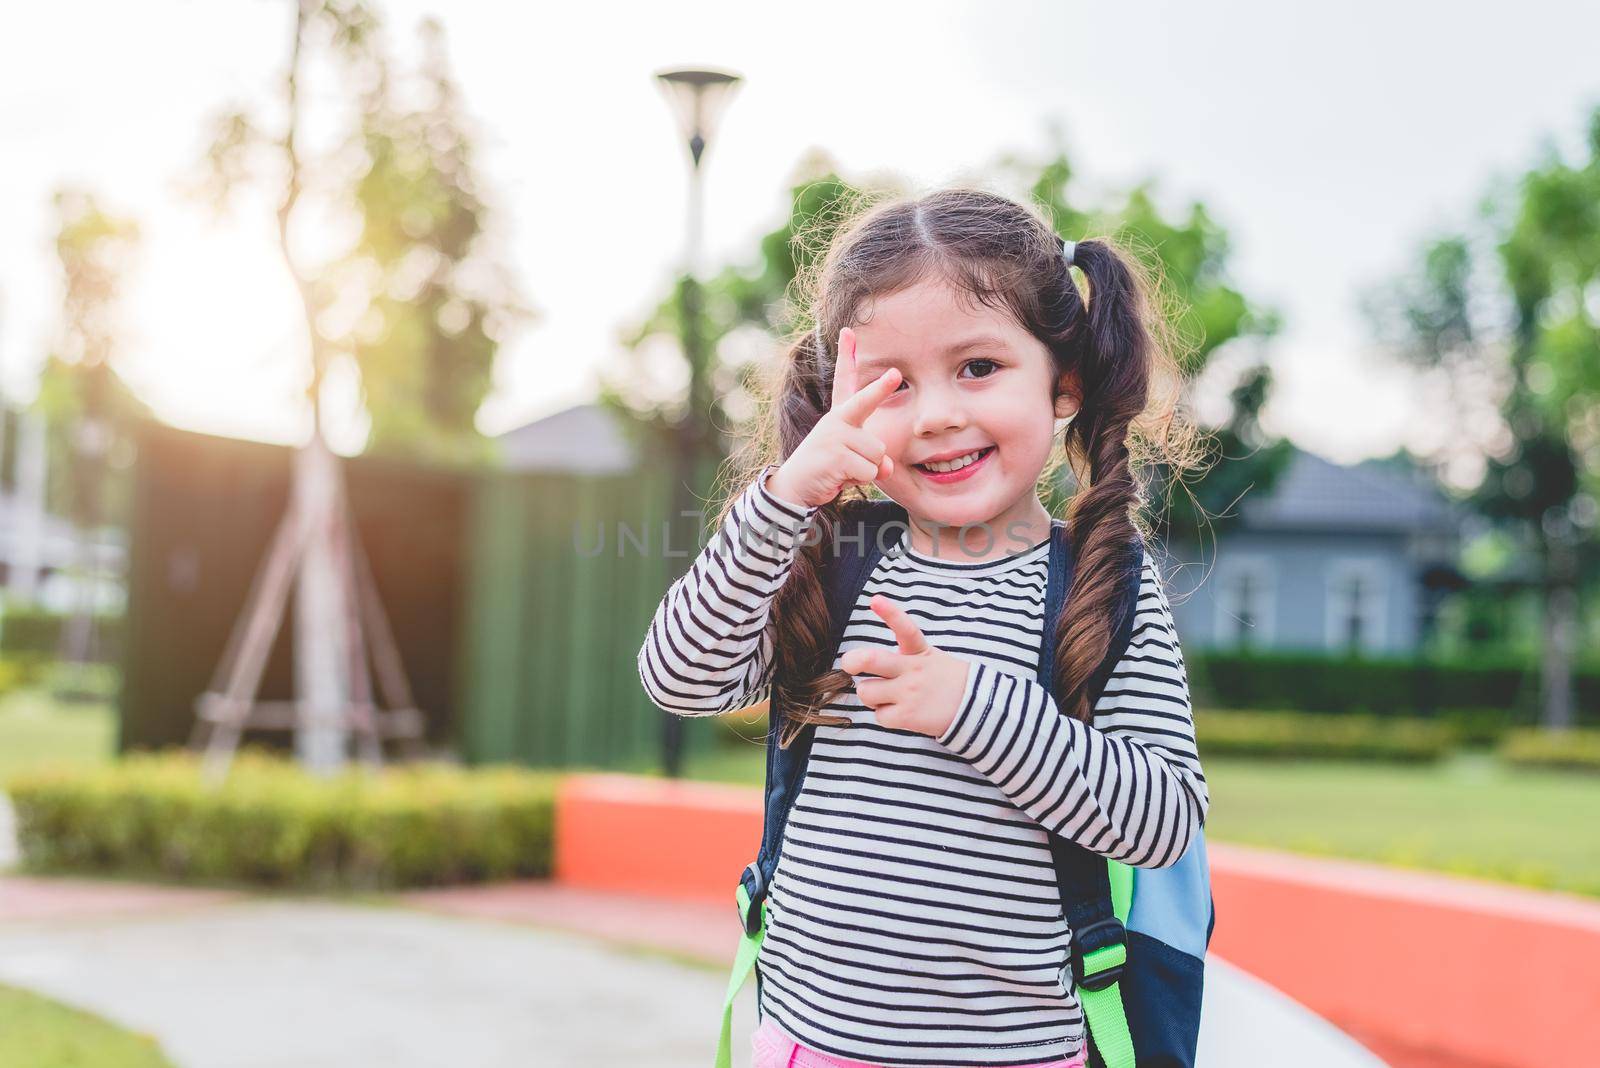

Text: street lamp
xmin=654 ymin=67 xmax=741 ymax=779
xmin=655 ymin=68 xmax=742 ymax=277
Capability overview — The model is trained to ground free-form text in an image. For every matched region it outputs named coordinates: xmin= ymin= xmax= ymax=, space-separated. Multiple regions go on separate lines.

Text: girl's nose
xmin=912 ymin=386 xmax=968 ymax=437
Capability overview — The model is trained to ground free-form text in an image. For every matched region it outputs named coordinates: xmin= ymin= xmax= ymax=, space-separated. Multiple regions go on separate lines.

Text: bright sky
xmin=4 ymin=1 xmax=1598 ymax=474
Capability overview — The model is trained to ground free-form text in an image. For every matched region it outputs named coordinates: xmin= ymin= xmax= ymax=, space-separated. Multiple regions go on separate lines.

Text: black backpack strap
xmin=739 ymin=497 xmax=908 ymax=934
xmin=1038 ymin=523 xmax=1146 ymax=1067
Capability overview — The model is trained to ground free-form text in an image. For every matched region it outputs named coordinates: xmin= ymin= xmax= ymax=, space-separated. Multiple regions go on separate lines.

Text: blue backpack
xmin=717 ymin=497 xmax=1214 ymax=1068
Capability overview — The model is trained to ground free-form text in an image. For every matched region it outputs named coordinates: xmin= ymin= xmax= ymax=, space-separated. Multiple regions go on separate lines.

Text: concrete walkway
xmin=0 ymin=892 xmax=756 ymax=1068
xmin=0 ymin=870 xmax=1386 ymax=1068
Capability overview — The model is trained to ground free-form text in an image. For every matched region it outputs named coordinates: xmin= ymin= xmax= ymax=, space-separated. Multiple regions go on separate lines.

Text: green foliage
xmin=1501 ymin=728 xmax=1600 ymax=774
xmin=1018 ymin=147 xmax=1276 ymax=374
xmin=0 ymin=654 xmax=45 ymax=693
xmin=0 ymin=606 xmax=122 ymax=661
xmin=1189 ymin=649 xmax=1600 ymax=728
xmin=32 ymin=189 xmax=154 ymax=531
xmin=0 ymin=983 xmax=176 ymax=1068
xmin=1365 ymin=105 xmax=1600 ymax=732
xmin=191 ymin=3 xmax=527 ymax=466
xmin=5 ymin=748 xmax=558 ymax=890
xmin=1195 ymin=710 xmax=1452 ymax=764
xmin=333 ymin=16 xmax=532 ymax=465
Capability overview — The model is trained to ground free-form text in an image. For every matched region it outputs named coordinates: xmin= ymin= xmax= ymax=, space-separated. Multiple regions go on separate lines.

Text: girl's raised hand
xmin=840 ymin=594 xmax=971 ymax=740
xmin=765 ymin=327 xmax=900 ymax=509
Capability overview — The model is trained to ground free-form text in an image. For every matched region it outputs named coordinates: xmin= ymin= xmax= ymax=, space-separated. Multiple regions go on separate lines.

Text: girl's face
xmin=849 ymin=275 xmax=1079 ymax=553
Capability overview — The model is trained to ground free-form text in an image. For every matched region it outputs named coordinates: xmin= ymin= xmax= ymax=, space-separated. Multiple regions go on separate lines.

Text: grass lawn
xmin=0 ymin=983 xmax=175 ymax=1068
xmin=0 ymin=688 xmax=117 ymax=788
xmin=657 ymin=742 xmax=1600 ymax=898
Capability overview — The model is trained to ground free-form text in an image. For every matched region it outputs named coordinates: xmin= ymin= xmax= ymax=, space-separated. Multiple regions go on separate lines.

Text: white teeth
xmin=920 ymin=448 xmax=988 ymax=473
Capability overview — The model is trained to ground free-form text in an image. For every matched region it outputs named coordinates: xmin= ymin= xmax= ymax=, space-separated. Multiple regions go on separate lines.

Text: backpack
xmin=716 ymin=497 xmax=1214 ymax=1068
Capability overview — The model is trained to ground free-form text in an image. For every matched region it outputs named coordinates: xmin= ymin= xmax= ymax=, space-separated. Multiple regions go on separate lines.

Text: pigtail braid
xmin=1053 ymin=238 xmax=1152 ymax=721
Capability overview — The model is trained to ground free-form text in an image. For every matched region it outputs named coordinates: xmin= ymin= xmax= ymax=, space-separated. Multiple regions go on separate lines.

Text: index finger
xmin=828 ymin=327 xmax=857 ymax=412
xmin=870 ymin=594 xmax=929 ymax=655
xmin=833 ymin=362 xmax=901 ymax=427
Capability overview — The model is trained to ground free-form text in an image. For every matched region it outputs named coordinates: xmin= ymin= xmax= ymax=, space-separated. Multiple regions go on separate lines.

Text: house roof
xmin=493 ymin=403 xmax=638 ymax=474
xmin=1238 ymin=447 xmax=1466 ymax=534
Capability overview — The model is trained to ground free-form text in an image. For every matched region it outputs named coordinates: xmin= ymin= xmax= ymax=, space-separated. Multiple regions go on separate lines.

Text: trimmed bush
xmin=1500 ymin=728 xmax=1600 ymax=774
xmin=4 ymin=747 xmax=559 ymax=890
xmin=1189 ymin=649 xmax=1600 ymax=728
xmin=0 ymin=653 xmax=51 ymax=694
xmin=0 ymin=608 xmax=122 ymax=661
xmin=1195 ymin=710 xmax=1453 ymax=763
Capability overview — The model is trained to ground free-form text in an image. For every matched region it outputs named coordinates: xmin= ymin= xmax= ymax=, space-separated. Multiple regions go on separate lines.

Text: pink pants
xmin=752 ymin=1017 xmax=1087 ymax=1068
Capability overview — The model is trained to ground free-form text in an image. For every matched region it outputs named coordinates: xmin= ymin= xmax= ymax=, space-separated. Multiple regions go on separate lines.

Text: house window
xmin=1214 ymin=555 xmax=1275 ymax=649
xmin=1325 ymin=559 xmax=1386 ymax=654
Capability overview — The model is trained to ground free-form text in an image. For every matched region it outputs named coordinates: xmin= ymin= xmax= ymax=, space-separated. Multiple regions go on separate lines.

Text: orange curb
xmin=554 ymin=772 xmax=1600 ymax=1068
xmin=554 ymin=773 xmax=763 ymax=904
xmin=1207 ymin=843 xmax=1600 ymax=1068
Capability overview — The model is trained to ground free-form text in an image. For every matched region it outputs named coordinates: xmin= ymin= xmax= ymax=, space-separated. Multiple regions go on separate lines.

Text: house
xmin=1165 ymin=447 xmax=1470 ymax=656
xmin=492 ymin=403 xmax=639 ymax=474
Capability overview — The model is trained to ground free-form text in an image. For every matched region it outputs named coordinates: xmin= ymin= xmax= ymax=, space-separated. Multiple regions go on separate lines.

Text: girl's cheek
xmin=864 ymin=411 xmax=908 ymax=452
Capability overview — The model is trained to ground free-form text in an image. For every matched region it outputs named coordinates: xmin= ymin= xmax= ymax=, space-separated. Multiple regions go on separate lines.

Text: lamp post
xmin=654 ymin=67 xmax=741 ymax=778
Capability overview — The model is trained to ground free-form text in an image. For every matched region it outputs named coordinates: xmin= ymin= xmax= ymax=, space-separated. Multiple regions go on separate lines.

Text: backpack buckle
xmin=1071 ymin=917 xmax=1128 ymax=992
xmin=738 ymin=861 xmax=767 ymax=936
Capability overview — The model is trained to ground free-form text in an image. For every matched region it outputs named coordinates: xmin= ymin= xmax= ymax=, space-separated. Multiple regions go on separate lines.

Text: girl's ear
xmin=1054 ymin=371 xmax=1082 ymax=420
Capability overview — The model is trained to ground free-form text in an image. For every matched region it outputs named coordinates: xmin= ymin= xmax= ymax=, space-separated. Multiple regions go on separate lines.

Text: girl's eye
xmin=961 ymin=358 xmax=1000 ymax=380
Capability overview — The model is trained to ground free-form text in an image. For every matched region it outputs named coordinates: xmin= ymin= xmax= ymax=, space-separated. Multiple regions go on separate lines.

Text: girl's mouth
xmin=913 ymin=445 xmax=995 ymax=484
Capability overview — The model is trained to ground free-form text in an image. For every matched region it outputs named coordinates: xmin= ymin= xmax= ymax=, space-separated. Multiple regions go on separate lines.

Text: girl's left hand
xmin=839 ymin=595 xmax=970 ymax=739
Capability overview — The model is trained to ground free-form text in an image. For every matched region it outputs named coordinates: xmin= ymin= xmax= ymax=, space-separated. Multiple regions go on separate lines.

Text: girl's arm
xmin=636 ymin=464 xmax=819 ymax=717
xmin=936 ymin=552 xmax=1208 ymax=869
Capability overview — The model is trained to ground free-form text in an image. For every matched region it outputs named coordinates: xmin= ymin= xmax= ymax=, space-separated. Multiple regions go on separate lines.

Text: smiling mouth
xmin=914 ymin=446 xmax=995 ymax=474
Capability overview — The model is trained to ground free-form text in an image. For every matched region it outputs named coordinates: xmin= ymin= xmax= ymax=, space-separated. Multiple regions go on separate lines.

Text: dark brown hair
xmin=716 ymin=185 xmax=1203 ymax=748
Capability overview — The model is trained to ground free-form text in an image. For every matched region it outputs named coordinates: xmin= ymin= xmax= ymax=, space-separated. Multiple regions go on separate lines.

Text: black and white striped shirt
xmin=637 ymin=467 xmax=1208 ymax=1067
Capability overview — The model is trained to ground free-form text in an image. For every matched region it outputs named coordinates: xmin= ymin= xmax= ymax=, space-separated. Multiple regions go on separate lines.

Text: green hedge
xmin=1195 ymin=710 xmax=1453 ymax=763
xmin=720 ymin=705 xmax=1454 ymax=763
xmin=4 ymin=748 xmax=559 ymax=890
xmin=0 ymin=608 xmax=122 ymax=661
xmin=1189 ymin=650 xmax=1599 ymax=727
xmin=0 ymin=655 xmax=42 ymax=694
xmin=1500 ymin=728 xmax=1600 ymax=774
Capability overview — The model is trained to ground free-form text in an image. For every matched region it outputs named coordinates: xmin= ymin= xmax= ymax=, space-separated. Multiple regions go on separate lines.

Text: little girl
xmin=638 ymin=187 xmax=1209 ymax=1068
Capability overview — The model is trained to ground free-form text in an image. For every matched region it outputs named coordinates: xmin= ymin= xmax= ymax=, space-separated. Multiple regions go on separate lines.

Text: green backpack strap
xmin=1078 ymin=859 xmax=1135 ymax=1068
xmin=716 ymin=881 xmax=767 ymax=1068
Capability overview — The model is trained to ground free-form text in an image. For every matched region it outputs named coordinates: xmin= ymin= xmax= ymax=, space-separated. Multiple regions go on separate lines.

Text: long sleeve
xmin=935 ymin=552 xmax=1208 ymax=868
xmin=636 ymin=464 xmax=819 ymax=717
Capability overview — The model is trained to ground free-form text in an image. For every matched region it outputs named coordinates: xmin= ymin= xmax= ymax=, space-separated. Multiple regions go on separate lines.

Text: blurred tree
xmin=191 ymin=2 xmax=529 ymax=464
xmin=1366 ymin=104 xmax=1600 ymax=729
xmin=1008 ymin=138 xmax=1286 ymax=544
xmin=606 ymin=141 xmax=1280 ymax=547
xmin=33 ymin=189 xmax=155 ymax=663
xmin=179 ymin=0 xmax=528 ymax=774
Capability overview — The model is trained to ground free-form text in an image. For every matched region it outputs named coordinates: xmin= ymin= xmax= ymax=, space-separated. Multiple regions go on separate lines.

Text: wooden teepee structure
xmin=188 ymin=432 xmax=426 ymax=783
xmin=187 ymin=0 xmax=431 ymax=784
